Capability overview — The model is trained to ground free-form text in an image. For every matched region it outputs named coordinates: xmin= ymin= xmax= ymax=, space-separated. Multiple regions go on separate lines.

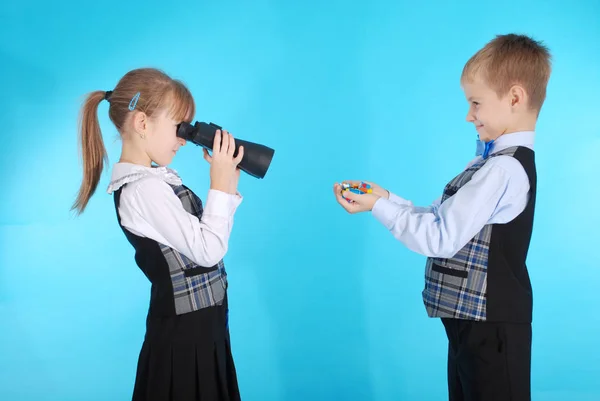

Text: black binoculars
xmin=176 ymin=121 xmax=275 ymax=179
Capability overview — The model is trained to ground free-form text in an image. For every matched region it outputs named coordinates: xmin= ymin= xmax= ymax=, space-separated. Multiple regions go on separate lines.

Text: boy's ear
xmin=509 ymin=84 xmax=528 ymax=109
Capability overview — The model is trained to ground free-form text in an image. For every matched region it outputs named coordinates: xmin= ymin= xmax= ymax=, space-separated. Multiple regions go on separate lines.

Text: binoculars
xmin=176 ymin=121 xmax=275 ymax=179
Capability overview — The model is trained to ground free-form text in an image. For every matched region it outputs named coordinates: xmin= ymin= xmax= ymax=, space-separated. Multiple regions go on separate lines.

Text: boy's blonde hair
xmin=461 ymin=34 xmax=552 ymax=112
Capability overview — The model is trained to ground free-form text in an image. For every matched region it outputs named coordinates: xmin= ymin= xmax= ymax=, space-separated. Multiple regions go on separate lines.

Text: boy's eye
xmin=472 ymin=102 xmax=480 ymax=106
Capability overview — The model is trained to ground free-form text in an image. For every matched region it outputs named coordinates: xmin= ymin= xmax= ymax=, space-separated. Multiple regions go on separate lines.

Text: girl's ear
xmin=132 ymin=111 xmax=148 ymax=138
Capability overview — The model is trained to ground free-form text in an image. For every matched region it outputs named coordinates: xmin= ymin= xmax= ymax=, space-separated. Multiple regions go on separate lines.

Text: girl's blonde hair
xmin=72 ymin=68 xmax=195 ymax=215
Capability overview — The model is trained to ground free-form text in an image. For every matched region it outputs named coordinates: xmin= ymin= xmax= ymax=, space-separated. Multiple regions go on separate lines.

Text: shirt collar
xmin=476 ymin=130 xmax=535 ymax=158
xmin=106 ymin=162 xmax=182 ymax=194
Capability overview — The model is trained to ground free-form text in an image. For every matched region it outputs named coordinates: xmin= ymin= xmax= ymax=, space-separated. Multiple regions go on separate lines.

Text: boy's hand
xmin=333 ymin=182 xmax=382 ymax=213
xmin=341 ymin=180 xmax=390 ymax=199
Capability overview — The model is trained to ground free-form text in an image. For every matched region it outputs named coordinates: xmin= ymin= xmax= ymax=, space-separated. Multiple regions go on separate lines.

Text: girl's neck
xmin=120 ymin=142 xmax=152 ymax=167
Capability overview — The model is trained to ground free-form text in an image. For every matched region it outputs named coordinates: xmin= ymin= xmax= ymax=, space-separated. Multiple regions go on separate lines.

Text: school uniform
xmin=107 ymin=163 xmax=243 ymax=401
xmin=371 ymin=131 xmax=537 ymax=401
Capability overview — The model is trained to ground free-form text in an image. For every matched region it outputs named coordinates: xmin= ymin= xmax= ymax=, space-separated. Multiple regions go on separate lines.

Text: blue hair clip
xmin=128 ymin=92 xmax=140 ymax=111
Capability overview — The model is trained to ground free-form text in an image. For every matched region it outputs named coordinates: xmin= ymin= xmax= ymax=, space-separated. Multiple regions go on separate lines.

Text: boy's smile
xmin=462 ymin=77 xmax=512 ymax=142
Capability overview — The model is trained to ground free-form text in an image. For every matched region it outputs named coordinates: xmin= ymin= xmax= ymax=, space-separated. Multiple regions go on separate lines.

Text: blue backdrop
xmin=1 ymin=1 xmax=599 ymax=400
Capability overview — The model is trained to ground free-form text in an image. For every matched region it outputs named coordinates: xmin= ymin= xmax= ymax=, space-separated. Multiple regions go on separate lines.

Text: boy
xmin=334 ymin=34 xmax=552 ymax=400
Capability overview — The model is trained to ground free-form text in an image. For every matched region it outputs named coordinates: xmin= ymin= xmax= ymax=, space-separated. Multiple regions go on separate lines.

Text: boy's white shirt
xmin=371 ymin=130 xmax=535 ymax=258
xmin=107 ymin=162 xmax=242 ymax=267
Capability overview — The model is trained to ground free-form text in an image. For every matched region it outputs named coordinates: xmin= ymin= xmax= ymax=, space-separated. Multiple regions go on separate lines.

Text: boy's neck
xmin=498 ymin=116 xmax=537 ymax=138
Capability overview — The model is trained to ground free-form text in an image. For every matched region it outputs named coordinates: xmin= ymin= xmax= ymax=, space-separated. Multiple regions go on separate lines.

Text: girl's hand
xmin=204 ymin=129 xmax=244 ymax=194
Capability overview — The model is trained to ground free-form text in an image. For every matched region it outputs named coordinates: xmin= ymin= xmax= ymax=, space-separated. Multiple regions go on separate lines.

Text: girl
xmin=72 ymin=68 xmax=244 ymax=401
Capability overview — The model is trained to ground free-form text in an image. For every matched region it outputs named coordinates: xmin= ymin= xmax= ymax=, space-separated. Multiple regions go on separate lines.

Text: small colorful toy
xmin=340 ymin=182 xmax=372 ymax=202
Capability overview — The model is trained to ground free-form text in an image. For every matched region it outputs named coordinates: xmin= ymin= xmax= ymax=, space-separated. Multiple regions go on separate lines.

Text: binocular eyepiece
xmin=176 ymin=121 xmax=275 ymax=179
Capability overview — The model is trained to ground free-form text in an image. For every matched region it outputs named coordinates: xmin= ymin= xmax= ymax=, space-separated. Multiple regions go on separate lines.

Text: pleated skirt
xmin=131 ymin=298 xmax=241 ymax=401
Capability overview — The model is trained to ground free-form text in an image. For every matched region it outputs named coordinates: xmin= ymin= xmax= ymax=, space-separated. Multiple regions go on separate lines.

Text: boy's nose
xmin=178 ymin=137 xmax=187 ymax=146
xmin=465 ymin=111 xmax=476 ymax=123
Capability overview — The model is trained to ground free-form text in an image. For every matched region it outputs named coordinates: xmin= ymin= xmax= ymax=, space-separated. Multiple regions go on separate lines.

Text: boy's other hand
xmin=333 ymin=182 xmax=382 ymax=213
xmin=340 ymin=180 xmax=389 ymax=199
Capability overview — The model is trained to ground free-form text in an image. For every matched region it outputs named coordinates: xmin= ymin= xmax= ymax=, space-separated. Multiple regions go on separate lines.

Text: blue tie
xmin=475 ymin=138 xmax=495 ymax=158
xmin=483 ymin=140 xmax=494 ymax=158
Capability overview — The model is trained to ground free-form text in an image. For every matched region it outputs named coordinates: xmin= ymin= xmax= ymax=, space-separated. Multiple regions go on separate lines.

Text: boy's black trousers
xmin=441 ymin=318 xmax=532 ymax=401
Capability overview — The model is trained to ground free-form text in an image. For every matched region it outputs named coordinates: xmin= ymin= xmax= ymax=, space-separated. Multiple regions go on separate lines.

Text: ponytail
xmin=71 ymin=91 xmax=108 ymax=215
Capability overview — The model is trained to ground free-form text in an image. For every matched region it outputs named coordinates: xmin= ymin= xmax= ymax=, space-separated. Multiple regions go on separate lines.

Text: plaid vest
xmin=114 ymin=184 xmax=228 ymax=317
xmin=422 ymin=146 xmax=536 ymax=323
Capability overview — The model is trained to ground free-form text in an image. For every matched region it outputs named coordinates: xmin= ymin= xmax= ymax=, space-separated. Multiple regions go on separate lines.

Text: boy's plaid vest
xmin=422 ymin=146 xmax=537 ymax=323
xmin=114 ymin=184 xmax=228 ymax=317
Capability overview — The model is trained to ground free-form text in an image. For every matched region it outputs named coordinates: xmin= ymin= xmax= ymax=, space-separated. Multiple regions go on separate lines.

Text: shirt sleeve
xmin=371 ymin=156 xmax=530 ymax=258
xmin=119 ymin=177 xmax=242 ymax=267
xmin=388 ymin=192 xmax=443 ymax=214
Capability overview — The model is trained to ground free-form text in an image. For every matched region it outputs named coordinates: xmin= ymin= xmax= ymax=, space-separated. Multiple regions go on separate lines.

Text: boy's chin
xmin=476 ymin=132 xmax=489 ymax=142
xmin=476 ymin=129 xmax=495 ymax=142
